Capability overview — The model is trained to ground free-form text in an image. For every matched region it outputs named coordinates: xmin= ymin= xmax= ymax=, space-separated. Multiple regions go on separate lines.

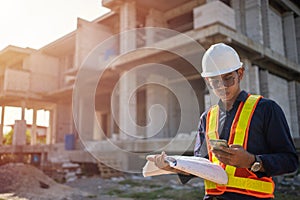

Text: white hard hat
xmin=201 ymin=43 xmax=243 ymax=77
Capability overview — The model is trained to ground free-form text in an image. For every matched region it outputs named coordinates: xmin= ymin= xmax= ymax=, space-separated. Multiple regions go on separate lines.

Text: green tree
xmin=4 ymin=129 xmax=31 ymax=145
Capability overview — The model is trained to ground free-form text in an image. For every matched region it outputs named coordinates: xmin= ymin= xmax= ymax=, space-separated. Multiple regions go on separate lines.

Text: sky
xmin=0 ymin=0 xmax=110 ymax=50
xmin=0 ymin=0 xmax=110 ymax=133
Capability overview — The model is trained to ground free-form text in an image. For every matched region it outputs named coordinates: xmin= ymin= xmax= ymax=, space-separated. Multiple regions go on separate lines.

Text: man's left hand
xmin=212 ymin=145 xmax=255 ymax=168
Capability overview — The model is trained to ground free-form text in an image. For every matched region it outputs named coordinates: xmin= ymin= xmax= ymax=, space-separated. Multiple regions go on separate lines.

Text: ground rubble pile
xmin=0 ymin=163 xmax=89 ymax=200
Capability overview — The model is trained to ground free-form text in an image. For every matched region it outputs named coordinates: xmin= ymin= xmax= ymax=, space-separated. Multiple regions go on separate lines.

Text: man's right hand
xmin=146 ymin=152 xmax=190 ymax=175
xmin=146 ymin=151 xmax=170 ymax=169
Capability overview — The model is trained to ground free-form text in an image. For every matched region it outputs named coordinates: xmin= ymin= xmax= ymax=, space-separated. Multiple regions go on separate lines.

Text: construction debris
xmin=0 ymin=163 xmax=87 ymax=200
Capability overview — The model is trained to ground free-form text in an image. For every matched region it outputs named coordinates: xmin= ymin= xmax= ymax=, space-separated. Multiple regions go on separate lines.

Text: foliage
xmin=3 ymin=129 xmax=46 ymax=145
xmin=3 ymin=129 xmax=31 ymax=145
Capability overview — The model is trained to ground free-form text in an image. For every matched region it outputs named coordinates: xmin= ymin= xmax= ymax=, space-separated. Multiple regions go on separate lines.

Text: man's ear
xmin=238 ymin=67 xmax=245 ymax=81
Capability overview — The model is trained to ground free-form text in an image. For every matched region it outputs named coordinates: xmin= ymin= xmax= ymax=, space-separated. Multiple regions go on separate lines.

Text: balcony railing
xmin=0 ymin=68 xmax=58 ymax=97
xmin=2 ymin=68 xmax=30 ymax=93
xmin=193 ymin=1 xmax=236 ymax=31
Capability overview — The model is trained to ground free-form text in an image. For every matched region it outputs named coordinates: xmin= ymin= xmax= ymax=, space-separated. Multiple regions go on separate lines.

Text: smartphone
xmin=209 ymin=139 xmax=229 ymax=150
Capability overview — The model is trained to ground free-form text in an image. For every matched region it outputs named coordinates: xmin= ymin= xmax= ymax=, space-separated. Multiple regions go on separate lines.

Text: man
xmin=149 ymin=43 xmax=299 ymax=199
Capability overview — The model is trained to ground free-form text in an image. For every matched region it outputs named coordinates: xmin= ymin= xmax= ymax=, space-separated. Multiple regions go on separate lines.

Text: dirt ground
xmin=0 ymin=163 xmax=299 ymax=200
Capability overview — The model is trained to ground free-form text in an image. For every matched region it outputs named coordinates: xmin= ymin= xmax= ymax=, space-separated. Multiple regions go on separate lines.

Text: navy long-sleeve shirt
xmin=181 ymin=91 xmax=299 ymax=200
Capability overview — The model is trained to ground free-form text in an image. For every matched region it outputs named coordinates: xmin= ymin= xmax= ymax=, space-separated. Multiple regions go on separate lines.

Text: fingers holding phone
xmin=209 ymin=139 xmax=229 ymax=151
xmin=209 ymin=139 xmax=231 ymax=163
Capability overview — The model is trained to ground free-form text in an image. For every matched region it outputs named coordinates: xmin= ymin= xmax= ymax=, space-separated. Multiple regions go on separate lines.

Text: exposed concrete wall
xmin=296 ymin=82 xmax=300 ymax=137
xmin=59 ymin=54 xmax=75 ymax=87
xmin=267 ymin=73 xmax=292 ymax=130
xmin=288 ymin=81 xmax=300 ymax=138
xmin=259 ymin=69 xmax=269 ymax=97
xmin=146 ymin=75 xmax=168 ymax=139
xmin=75 ymin=18 xmax=112 ymax=69
xmin=245 ymin=0 xmax=263 ymax=44
xmin=168 ymin=81 xmax=200 ymax=136
xmin=193 ymin=1 xmax=236 ymax=30
xmin=231 ymin=0 xmax=246 ymax=34
xmin=249 ymin=65 xmax=260 ymax=94
xmin=240 ymin=58 xmax=250 ymax=92
xmin=268 ymin=7 xmax=285 ymax=55
xmin=56 ymin=103 xmax=73 ymax=142
xmin=261 ymin=0 xmax=270 ymax=47
xmin=3 ymin=69 xmax=30 ymax=92
xmin=295 ymin=17 xmax=300 ymax=63
xmin=283 ymin=12 xmax=298 ymax=63
xmin=117 ymin=1 xmax=138 ymax=140
xmin=12 ymin=120 xmax=27 ymax=146
xmin=23 ymin=53 xmax=59 ymax=93
xmin=78 ymin=95 xmax=95 ymax=141
xmin=119 ymin=0 xmax=136 ymax=53
xmin=168 ymin=86 xmax=181 ymax=138
xmin=146 ymin=9 xmax=167 ymax=27
xmin=119 ymin=71 xmax=137 ymax=139
xmin=145 ymin=9 xmax=168 ymax=45
xmin=240 ymin=58 xmax=260 ymax=94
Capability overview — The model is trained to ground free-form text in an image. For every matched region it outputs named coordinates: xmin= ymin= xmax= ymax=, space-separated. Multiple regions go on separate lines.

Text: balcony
xmin=0 ymin=68 xmax=58 ymax=98
xmin=193 ymin=1 xmax=236 ymax=31
xmin=0 ymin=68 xmax=30 ymax=96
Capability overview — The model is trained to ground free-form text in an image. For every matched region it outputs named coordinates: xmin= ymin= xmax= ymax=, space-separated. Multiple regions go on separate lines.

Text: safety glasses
xmin=206 ymin=75 xmax=236 ymax=89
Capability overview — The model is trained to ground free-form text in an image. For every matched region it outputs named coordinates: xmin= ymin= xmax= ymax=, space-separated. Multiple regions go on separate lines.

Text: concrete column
xmin=231 ymin=0 xmax=246 ymax=34
xmin=146 ymin=9 xmax=167 ymax=27
xmin=146 ymin=75 xmax=168 ymax=138
xmin=240 ymin=58 xmax=250 ymax=92
xmin=78 ymin=96 xmax=94 ymax=141
xmin=13 ymin=120 xmax=27 ymax=146
xmin=259 ymin=69 xmax=269 ymax=97
xmin=283 ymin=12 xmax=298 ymax=63
xmin=241 ymin=58 xmax=260 ymax=94
xmin=268 ymin=74 xmax=291 ymax=131
xmin=249 ymin=65 xmax=260 ymax=94
xmin=295 ymin=17 xmax=300 ymax=63
xmin=119 ymin=71 xmax=137 ymax=139
xmin=268 ymin=4 xmax=285 ymax=55
xmin=145 ymin=8 xmax=168 ymax=45
xmin=288 ymin=81 xmax=299 ymax=138
xmin=0 ymin=106 xmax=5 ymax=145
xmin=21 ymin=101 xmax=26 ymax=120
xmin=46 ymin=106 xmax=57 ymax=144
xmin=261 ymin=0 xmax=270 ymax=47
xmin=31 ymin=109 xmax=37 ymax=145
xmin=120 ymin=0 xmax=136 ymax=53
xmin=111 ymin=91 xmax=119 ymax=138
xmin=245 ymin=0 xmax=263 ymax=44
xmin=296 ymin=82 xmax=300 ymax=136
xmin=94 ymin=111 xmax=104 ymax=140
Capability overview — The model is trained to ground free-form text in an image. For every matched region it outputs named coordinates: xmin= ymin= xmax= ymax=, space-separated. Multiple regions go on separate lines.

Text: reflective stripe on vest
xmin=204 ymin=95 xmax=275 ymax=198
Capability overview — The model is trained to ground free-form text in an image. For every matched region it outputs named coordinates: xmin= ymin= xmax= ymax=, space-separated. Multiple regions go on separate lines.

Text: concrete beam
xmin=281 ymin=0 xmax=300 ymax=16
xmin=164 ymin=0 xmax=204 ymax=20
xmin=105 ymin=24 xmax=300 ymax=81
xmin=187 ymin=25 xmax=300 ymax=78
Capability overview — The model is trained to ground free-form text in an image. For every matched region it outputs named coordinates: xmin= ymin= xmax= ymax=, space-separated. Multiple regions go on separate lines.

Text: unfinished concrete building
xmin=1 ymin=0 xmax=300 ymax=174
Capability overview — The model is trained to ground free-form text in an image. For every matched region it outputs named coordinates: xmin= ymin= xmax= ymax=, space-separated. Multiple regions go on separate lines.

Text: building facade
xmin=0 ymin=0 xmax=299 ymax=171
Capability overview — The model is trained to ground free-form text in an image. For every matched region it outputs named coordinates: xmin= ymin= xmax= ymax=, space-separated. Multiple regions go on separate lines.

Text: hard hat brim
xmin=201 ymin=62 xmax=243 ymax=78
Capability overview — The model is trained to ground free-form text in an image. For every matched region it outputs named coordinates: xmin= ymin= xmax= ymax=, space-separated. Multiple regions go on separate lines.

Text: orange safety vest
xmin=204 ymin=95 xmax=275 ymax=198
